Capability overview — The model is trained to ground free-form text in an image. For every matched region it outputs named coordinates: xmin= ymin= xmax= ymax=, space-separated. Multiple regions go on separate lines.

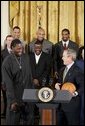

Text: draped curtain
xmin=9 ymin=1 xmax=84 ymax=46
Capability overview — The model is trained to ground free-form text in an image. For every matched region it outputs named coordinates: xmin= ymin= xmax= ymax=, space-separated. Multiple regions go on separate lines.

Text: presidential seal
xmin=38 ymin=87 xmax=54 ymax=102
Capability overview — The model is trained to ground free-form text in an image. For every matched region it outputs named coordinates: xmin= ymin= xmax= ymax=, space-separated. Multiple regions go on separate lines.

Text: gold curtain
xmin=9 ymin=1 xmax=84 ymax=46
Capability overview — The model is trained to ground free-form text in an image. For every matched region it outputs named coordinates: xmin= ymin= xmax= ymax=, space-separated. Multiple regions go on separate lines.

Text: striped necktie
xmin=63 ymin=67 xmax=68 ymax=82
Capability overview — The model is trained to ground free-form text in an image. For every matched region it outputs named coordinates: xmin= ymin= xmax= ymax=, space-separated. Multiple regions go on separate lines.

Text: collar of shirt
xmin=62 ymin=40 xmax=69 ymax=47
xmin=66 ymin=61 xmax=74 ymax=71
xmin=35 ymin=52 xmax=42 ymax=64
xmin=7 ymin=48 xmax=12 ymax=53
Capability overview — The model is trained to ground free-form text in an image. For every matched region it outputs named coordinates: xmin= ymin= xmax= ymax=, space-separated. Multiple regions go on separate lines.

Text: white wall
xmin=1 ymin=1 xmax=10 ymax=49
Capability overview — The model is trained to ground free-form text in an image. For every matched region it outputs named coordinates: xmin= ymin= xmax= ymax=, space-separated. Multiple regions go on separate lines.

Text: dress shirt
xmin=35 ymin=52 xmax=42 ymax=64
xmin=62 ymin=40 xmax=69 ymax=48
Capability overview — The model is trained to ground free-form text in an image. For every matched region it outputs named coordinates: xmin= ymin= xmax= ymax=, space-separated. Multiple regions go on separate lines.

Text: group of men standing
xmin=1 ymin=26 xmax=84 ymax=125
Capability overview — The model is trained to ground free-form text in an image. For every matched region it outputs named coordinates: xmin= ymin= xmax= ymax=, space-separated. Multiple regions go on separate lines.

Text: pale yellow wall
xmin=1 ymin=1 xmax=10 ymax=49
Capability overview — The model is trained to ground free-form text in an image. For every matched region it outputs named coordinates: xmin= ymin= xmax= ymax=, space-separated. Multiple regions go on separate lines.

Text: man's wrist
xmin=73 ymin=91 xmax=78 ymax=96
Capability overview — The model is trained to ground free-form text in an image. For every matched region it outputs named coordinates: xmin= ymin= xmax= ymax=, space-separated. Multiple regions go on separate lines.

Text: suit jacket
xmin=29 ymin=39 xmax=53 ymax=56
xmin=29 ymin=52 xmax=52 ymax=87
xmin=2 ymin=53 xmax=33 ymax=104
xmin=54 ymin=40 xmax=79 ymax=73
xmin=1 ymin=48 xmax=10 ymax=82
xmin=1 ymin=48 xmax=10 ymax=62
xmin=58 ymin=63 xmax=84 ymax=112
xmin=76 ymin=59 xmax=84 ymax=74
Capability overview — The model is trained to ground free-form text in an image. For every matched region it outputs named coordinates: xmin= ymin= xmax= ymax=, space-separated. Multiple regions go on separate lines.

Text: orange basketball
xmin=61 ymin=82 xmax=76 ymax=94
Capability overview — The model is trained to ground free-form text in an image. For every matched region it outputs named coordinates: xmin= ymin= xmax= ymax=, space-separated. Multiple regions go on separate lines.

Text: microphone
xmin=42 ymin=78 xmax=47 ymax=87
xmin=49 ymin=77 xmax=53 ymax=87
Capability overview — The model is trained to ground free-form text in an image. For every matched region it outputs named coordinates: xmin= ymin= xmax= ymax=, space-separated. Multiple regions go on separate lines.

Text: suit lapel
xmin=37 ymin=52 xmax=44 ymax=65
xmin=33 ymin=54 xmax=36 ymax=66
xmin=63 ymin=64 xmax=75 ymax=83
xmin=59 ymin=42 xmax=64 ymax=55
xmin=68 ymin=40 xmax=72 ymax=48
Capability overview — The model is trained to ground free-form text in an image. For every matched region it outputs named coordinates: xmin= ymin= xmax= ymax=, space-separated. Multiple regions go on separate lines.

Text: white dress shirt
xmin=66 ymin=61 xmax=74 ymax=71
xmin=7 ymin=48 xmax=12 ymax=53
xmin=35 ymin=52 xmax=42 ymax=64
xmin=62 ymin=40 xmax=69 ymax=48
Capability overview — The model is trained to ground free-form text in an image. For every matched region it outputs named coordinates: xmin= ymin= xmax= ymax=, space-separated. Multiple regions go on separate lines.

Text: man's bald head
xmin=36 ymin=27 xmax=45 ymax=41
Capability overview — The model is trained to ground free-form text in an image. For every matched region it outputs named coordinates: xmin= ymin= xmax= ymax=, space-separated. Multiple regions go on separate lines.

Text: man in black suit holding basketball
xmin=55 ymin=48 xmax=84 ymax=125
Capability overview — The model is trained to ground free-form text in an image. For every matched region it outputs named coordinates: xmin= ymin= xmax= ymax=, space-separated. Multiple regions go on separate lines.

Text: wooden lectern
xmin=22 ymin=89 xmax=72 ymax=125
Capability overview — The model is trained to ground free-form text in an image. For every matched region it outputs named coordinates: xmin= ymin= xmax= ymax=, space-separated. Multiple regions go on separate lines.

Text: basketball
xmin=61 ymin=82 xmax=76 ymax=94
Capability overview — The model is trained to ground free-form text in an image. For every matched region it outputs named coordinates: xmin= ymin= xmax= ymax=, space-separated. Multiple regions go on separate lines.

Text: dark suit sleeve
xmin=40 ymin=54 xmax=52 ymax=80
xmin=69 ymin=41 xmax=79 ymax=54
xmin=25 ymin=55 xmax=34 ymax=89
xmin=2 ymin=58 xmax=16 ymax=104
xmin=1 ymin=49 xmax=8 ymax=86
xmin=75 ymin=69 xmax=84 ymax=95
xmin=53 ymin=44 xmax=60 ymax=73
xmin=1 ymin=54 xmax=3 ymax=83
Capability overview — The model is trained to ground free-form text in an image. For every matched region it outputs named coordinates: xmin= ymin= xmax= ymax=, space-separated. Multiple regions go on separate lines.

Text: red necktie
xmin=63 ymin=43 xmax=68 ymax=50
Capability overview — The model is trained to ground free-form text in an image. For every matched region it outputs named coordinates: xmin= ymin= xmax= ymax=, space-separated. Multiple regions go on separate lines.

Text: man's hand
xmin=1 ymin=83 xmax=6 ymax=91
xmin=72 ymin=91 xmax=78 ymax=97
xmin=54 ymin=72 xmax=58 ymax=79
xmin=33 ymin=79 xmax=40 ymax=86
xmin=11 ymin=102 xmax=18 ymax=112
xmin=55 ymin=83 xmax=61 ymax=90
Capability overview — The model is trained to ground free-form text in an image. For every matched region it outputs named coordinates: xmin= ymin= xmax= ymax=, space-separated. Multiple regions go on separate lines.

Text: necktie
xmin=63 ymin=67 xmax=68 ymax=82
xmin=63 ymin=43 xmax=67 ymax=50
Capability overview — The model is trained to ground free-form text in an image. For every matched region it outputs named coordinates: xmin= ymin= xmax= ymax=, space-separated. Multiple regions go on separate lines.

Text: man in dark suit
xmin=29 ymin=41 xmax=52 ymax=88
xmin=54 ymin=28 xmax=79 ymax=79
xmin=1 ymin=35 xmax=13 ymax=118
xmin=76 ymin=46 xmax=84 ymax=125
xmin=29 ymin=41 xmax=52 ymax=124
xmin=55 ymin=48 xmax=84 ymax=125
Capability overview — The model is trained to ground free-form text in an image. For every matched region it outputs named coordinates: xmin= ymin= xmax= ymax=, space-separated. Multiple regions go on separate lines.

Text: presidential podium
xmin=22 ymin=89 xmax=72 ymax=125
